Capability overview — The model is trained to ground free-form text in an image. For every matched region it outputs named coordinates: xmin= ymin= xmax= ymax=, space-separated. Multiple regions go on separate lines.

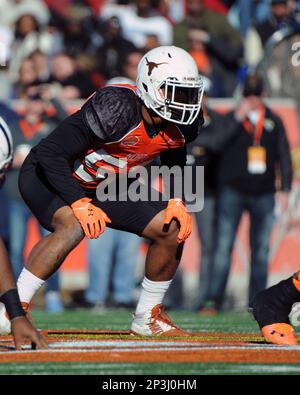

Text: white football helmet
xmin=136 ymin=46 xmax=204 ymax=125
xmin=0 ymin=116 xmax=13 ymax=186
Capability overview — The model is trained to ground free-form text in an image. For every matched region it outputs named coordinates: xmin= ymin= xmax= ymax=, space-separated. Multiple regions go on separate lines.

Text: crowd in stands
xmin=0 ymin=0 xmax=299 ymax=101
xmin=0 ymin=0 xmax=299 ymax=312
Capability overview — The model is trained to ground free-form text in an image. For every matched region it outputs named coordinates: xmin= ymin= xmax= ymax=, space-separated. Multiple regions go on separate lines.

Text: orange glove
xmin=163 ymin=198 xmax=192 ymax=243
xmin=71 ymin=198 xmax=111 ymax=239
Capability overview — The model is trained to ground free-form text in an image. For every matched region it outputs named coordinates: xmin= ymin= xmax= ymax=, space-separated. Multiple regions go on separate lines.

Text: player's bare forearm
xmin=0 ymin=238 xmax=17 ymax=295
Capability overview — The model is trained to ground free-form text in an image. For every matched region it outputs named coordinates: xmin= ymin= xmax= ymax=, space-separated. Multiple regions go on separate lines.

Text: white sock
xmin=17 ymin=268 xmax=45 ymax=304
xmin=135 ymin=277 xmax=172 ymax=315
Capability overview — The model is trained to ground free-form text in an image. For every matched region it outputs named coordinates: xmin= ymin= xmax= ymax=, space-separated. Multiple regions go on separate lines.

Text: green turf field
xmin=0 ymin=308 xmax=299 ymax=375
xmin=33 ymin=308 xmax=258 ymax=333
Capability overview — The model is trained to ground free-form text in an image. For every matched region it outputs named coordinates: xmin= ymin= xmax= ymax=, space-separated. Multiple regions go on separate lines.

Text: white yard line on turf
xmin=1 ymin=342 xmax=300 ymax=355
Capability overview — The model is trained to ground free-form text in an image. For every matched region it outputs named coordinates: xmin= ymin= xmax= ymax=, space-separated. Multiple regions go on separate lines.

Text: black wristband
xmin=0 ymin=289 xmax=26 ymax=320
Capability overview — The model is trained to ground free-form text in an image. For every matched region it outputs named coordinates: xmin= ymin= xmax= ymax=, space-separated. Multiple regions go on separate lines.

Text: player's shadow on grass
xmin=249 ymin=340 xmax=269 ymax=344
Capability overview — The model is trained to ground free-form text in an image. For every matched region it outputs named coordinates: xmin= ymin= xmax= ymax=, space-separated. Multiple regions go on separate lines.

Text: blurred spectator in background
xmin=142 ymin=33 xmax=161 ymax=52
xmin=62 ymin=11 xmax=94 ymax=57
xmin=0 ymin=103 xmax=20 ymax=125
xmin=48 ymin=53 xmax=96 ymax=99
xmin=188 ymin=27 xmax=212 ymax=78
xmin=155 ymin=0 xmax=187 ymax=23
xmin=245 ymin=0 xmax=299 ymax=67
xmin=79 ymin=229 xmax=141 ymax=309
xmin=101 ymin=0 xmax=173 ymax=49
xmin=203 ymin=0 xmax=231 ymax=15
xmin=3 ymin=86 xmax=68 ymax=312
xmin=9 ymin=13 xmax=54 ymax=84
xmin=121 ymin=50 xmax=143 ymax=82
xmin=185 ymin=81 xmax=216 ymax=309
xmin=186 ymin=76 xmax=240 ymax=311
xmin=100 ymin=0 xmax=133 ymax=25
xmin=186 ymin=79 xmax=221 ymax=310
xmin=77 ymin=52 xmax=105 ymax=90
xmin=43 ymin=0 xmax=71 ymax=18
xmin=205 ymin=73 xmax=293 ymax=312
xmin=97 ymin=16 xmax=136 ymax=80
xmin=0 ymin=24 xmax=13 ymax=99
xmin=173 ymin=0 xmax=243 ymax=96
xmin=228 ymin=0 xmax=271 ymax=38
xmin=106 ymin=50 xmax=143 ymax=85
xmin=13 ymin=58 xmax=40 ymax=98
xmin=156 ymin=0 xmax=176 ymax=24
xmin=29 ymin=50 xmax=51 ymax=84
xmin=0 ymin=0 xmax=50 ymax=28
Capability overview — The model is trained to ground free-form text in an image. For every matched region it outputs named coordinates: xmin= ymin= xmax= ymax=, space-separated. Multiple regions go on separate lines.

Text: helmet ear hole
xmin=142 ymin=83 xmax=148 ymax=92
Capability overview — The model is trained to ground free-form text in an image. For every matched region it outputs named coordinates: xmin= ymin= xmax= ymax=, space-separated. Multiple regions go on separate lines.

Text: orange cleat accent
xmin=131 ymin=304 xmax=190 ymax=337
xmin=261 ymin=323 xmax=298 ymax=345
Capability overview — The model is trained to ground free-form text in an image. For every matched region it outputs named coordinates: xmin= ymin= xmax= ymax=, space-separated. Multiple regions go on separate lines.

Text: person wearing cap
xmin=245 ymin=0 xmax=298 ymax=67
xmin=204 ymin=73 xmax=293 ymax=312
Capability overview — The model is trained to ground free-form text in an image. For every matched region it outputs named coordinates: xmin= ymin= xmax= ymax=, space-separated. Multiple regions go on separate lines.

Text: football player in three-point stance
xmin=0 ymin=46 xmax=204 ymax=336
xmin=0 ymin=117 xmax=47 ymax=349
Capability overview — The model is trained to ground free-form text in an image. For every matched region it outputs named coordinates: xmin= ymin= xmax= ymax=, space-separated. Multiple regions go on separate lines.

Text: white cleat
xmin=131 ymin=304 xmax=190 ymax=337
xmin=289 ymin=302 xmax=300 ymax=327
xmin=0 ymin=302 xmax=11 ymax=335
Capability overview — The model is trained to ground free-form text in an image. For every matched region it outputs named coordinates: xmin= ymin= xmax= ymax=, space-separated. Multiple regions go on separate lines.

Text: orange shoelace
xmin=148 ymin=305 xmax=180 ymax=335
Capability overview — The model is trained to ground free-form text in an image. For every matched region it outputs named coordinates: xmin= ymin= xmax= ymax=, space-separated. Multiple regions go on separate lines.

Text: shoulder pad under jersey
xmin=82 ymin=85 xmax=142 ymax=142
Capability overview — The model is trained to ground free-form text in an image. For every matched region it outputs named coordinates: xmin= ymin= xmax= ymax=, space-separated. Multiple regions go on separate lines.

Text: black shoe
xmin=251 ymin=279 xmax=299 ymax=345
xmin=69 ymin=290 xmax=97 ymax=309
